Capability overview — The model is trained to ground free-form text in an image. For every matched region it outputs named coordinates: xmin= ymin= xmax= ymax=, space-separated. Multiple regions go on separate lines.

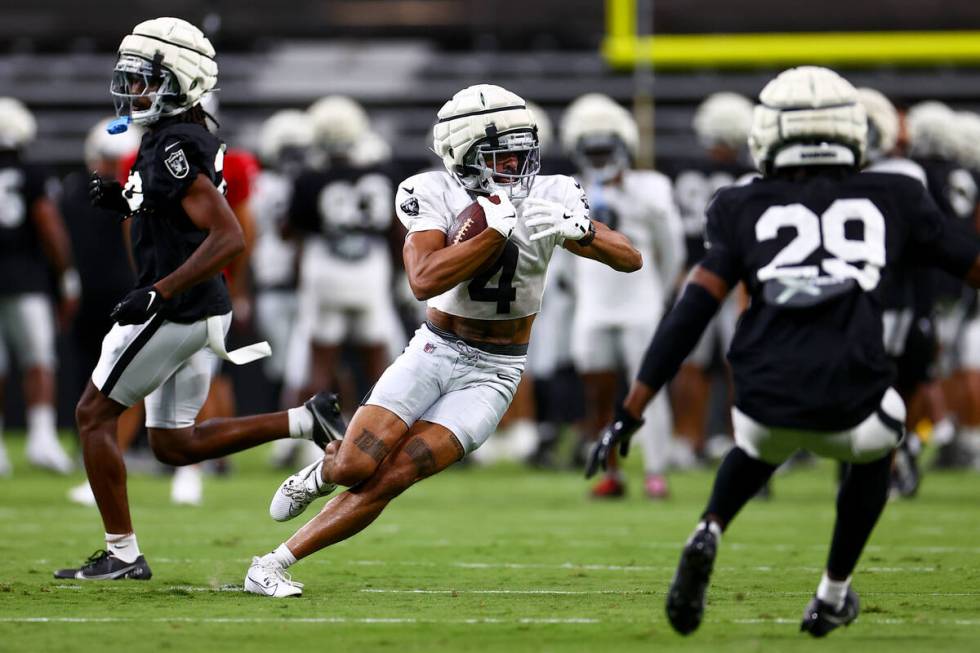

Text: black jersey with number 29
xmin=701 ymin=170 xmax=980 ymax=431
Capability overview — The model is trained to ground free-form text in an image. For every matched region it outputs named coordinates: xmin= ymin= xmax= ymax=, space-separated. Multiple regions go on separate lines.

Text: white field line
xmin=2 ymin=616 xmax=978 ymax=627
xmin=0 ymin=616 xmax=599 ymax=625
xmin=40 ymin=558 xmax=944 ymax=574
xmin=359 ymin=588 xmax=647 ymax=596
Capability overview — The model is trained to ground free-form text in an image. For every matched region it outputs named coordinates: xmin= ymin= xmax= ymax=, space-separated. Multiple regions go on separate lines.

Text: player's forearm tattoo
xmin=354 ymin=429 xmax=389 ymax=463
xmin=405 ymin=437 xmax=437 ymax=477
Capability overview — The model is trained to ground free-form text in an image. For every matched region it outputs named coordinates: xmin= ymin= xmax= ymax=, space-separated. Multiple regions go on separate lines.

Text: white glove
xmin=524 ymin=198 xmax=592 ymax=242
xmin=477 ymin=193 xmax=518 ymax=238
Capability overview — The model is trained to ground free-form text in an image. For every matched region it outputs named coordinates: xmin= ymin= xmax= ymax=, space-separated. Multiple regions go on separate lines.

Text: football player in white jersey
xmin=244 ymin=84 xmax=642 ymax=597
xmin=560 ymin=93 xmax=684 ymax=498
xmin=669 ymin=92 xmax=755 ymax=463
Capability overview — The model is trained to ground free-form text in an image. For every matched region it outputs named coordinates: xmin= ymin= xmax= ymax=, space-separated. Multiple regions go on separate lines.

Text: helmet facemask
xmin=457 ymin=129 xmax=540 ymax=199
xmin=110 ymin=54 xmax=182 ymax=126
xmin=572 ymin=133 xmax=630 ymax=184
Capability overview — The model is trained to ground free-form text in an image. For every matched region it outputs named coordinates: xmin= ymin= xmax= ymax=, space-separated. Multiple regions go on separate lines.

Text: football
xmin=445 ymin=195 xmax=499 ymax=246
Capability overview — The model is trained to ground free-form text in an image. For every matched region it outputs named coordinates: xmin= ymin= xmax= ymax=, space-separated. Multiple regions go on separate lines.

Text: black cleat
xmin=304 ymin=392 xmax=346 ymax=448
xmin=800 ymin=587 xmax=859 ymax=637
xmin=666 ymin=522 xmax=719 ymax=635
xmin=54 ymin=550 xmax=152 ymax=581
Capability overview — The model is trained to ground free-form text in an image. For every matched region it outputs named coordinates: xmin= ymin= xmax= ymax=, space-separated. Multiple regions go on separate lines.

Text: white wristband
xmin=60 ymin=268 xmax=81 ymax=301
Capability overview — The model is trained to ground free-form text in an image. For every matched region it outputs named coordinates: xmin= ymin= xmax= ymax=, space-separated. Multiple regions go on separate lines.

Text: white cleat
xmin=244 ymin=555 xmax=303 ymax=598
xmin=67 ymin=481 xmax=97 ymax=506
xmin=270 ymin=459 xmax=335 ymax=522
xmin=25 ymin=434 xmax=74 ymax=474
xmin=171 ymin=465 xmax=203 ymax=506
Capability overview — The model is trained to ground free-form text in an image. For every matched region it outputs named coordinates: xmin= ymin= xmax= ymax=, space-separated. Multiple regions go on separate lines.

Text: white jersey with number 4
xmin=395 ymin=171 xmax=588 ymax=320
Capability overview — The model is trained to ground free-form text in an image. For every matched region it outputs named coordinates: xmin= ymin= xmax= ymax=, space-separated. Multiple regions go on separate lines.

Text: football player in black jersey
xmin=0 ymin=97 xmax=79 ymax=476
xmin=56 ymin=18 xmax=344 ymax=582
xmin=586 ymin=67 xmax=980 ymax=637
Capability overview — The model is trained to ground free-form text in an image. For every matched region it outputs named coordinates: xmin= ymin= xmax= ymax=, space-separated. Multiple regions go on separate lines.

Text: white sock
xmin=106 ymin=532 xmax=141 ymax=564
xmin=287 ymin=407 xmax=313 ymax=439
xmin=691 ymin=519 xmax=722 ymax=543
xmin=271 ymin=543 xmax=297 ymax=569
xmin=816 ymin=572 xmax=850 ymax=610
xmin=27 ymin=405 xmax=56 ymax=441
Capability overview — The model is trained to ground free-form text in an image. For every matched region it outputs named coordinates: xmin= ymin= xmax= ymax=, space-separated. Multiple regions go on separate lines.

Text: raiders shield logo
xmin=399 ymin=197 xmax=420 ymax=216
xmin=165 ymin=149 xmax=190 ymax=179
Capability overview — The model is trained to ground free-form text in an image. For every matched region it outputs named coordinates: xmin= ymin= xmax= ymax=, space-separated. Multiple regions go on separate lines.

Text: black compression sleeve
xmin=636 ymin=283 xmax=721 ymax=392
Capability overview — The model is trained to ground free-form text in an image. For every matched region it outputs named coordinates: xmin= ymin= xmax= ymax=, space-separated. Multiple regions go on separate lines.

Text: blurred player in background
xmin=56 ymin=17 xmax=343 ymax=581
xmin=905 ymin=101 xmax=978 ymax=469
xmin=0 ymin=97 xmax=78 ymax=476
xmin=945 ymin=110 xmax=980 ymax=469
xmin=668 ymin=92 xmax=755 ymax=461
xmin=588 ymin=66 xmax=980 ymax=637
xmin=286 ymin=96 xmax=403 ymax=411
xmin=244 ymin=84 xmax=642 ymax=597
xmin=561 ymin=93 xmax=685 ymax=498
xmin=252 ymin=109 xmax=322 ymax=469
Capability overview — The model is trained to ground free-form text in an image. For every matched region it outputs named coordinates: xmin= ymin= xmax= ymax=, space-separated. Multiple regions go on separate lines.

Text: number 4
xmin=467 ymin=240 xmax=519 ymax=314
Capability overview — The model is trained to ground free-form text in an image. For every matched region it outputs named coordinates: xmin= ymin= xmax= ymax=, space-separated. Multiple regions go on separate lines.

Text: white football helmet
xmin=349 ymin=131 xmax=392 ymax=168
xmin=906 ymin=101 xmax=960 ymax=160
xmin=749 ymin=66 xmax=867 ymax=174
xmin=856 ymin=88 xmax=899 ymax=160
xmin=692 ymin=92 xmax=754 ymax=151
xmin=433 ymin=84 xmax=540 ymax=198
xmin=308 ymin=96 xmax=370 ymax=155
xmin=257 ymin=109 xmax=315 ymax=171
xmin=111 ymin=17 xmax=218 ymax=126
xmin=525 ymin=101 xmax=554 ymax=153
xmin=955 ymin=112 xmax=980 ymax=171
xmin=0 ymin=97 xmax=37 ymax=150
xmin=84 ymin=117 xmax=143 ymax=165
xmin=561 ymin=93 xmax=637 ymax=182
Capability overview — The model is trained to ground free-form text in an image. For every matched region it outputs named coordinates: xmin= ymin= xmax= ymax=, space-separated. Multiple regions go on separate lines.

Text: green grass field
xmin=1 ymin=434 xmax=978 ymax=653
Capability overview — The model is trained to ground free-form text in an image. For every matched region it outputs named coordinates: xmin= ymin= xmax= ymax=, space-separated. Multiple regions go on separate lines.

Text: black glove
xmin=89 ymin=172 xmax=130 ymax=214
xmin=585 ymin=404 xmax=645 ymax=479
xmin=111 ymin=285 xmax=165 ymax=325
